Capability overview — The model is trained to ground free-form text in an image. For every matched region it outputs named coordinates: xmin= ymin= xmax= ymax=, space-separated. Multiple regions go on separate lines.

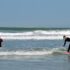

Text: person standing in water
xmin=63 ymin=35 xmax=70 ymax=52
xmin=0 ymin=37 xmax=3 ymax=47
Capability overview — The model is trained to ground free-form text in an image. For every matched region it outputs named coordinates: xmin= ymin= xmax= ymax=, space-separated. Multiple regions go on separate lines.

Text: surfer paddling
xmin=0 ymin=37 xmax=3 ymax=47
xmin=63 ymin=35 xmax=70 ymax=52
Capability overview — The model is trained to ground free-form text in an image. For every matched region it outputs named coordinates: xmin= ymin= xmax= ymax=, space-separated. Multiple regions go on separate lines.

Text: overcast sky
xmin=0 ymin=0 xmax=70 ymax=28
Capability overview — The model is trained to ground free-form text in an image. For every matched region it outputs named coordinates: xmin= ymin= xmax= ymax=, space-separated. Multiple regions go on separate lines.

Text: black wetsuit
xmin=63 ymin=37 xmax=70 ymax=52
xmin=0 ymin=39 xmax=3 ymax=47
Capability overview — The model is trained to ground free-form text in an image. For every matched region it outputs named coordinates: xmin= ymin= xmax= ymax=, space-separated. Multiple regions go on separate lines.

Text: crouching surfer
xmin=63 ymin=35 xmax=70 ymax=52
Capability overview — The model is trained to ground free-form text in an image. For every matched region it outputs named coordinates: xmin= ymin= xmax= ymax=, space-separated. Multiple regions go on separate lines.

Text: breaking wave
xmin=0 ymin=47 xmax=66 ymax=60
xmin=0 ymin=30 xmax=70 ymax=40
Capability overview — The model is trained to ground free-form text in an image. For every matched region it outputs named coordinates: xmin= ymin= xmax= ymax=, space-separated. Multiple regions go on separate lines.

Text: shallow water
xmin=0 ymin=28 xmax=70 ymax=70
xmin=0 ymin=40 xmax=69 ymax=70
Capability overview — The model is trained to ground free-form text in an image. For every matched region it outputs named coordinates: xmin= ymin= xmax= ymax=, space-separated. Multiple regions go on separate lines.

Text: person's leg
xmin=67 ymin=44 xmax=70 ymax=52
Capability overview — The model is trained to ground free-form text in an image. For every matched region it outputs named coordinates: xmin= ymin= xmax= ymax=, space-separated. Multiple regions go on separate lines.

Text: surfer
xmin=0 ymin=37 xmax=3 ymax=47
xmin=63 ymin=35 xmax=70 ymax=52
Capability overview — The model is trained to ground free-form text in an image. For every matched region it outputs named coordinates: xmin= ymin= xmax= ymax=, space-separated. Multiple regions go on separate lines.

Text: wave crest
xmin=0 ymin=30 xmax=70 ymax=40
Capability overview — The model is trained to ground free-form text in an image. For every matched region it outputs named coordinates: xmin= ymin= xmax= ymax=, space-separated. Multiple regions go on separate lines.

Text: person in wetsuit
xmin=63 ymin=35 xmax=70 ymax=52
xmin=0 ymin=37 xmax=3 ymax=47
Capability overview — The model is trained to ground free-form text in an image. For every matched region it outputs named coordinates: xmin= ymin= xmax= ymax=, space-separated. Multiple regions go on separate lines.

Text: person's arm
xmin=63 ymin=40 xmax=66 ymax=46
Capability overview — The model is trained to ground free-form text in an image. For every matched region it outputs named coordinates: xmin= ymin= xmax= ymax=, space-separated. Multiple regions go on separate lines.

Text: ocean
xmin=0 ymin=27 xmax=70 ymax=70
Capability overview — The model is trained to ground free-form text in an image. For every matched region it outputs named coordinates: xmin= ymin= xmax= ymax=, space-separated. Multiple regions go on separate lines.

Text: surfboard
xmin=64 ymin=52 xmax=70 ymax=55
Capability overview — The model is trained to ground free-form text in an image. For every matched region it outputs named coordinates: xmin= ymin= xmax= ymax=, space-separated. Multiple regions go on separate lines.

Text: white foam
xmin=0 ymin=30 xmax=70 ymax=40
xmin=0 ymin=51 xmax=53 ymax=56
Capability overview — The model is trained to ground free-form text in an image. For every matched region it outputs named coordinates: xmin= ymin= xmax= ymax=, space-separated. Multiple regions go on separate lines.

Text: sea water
xmin=0 ymin=27 xmax=70 ymax=70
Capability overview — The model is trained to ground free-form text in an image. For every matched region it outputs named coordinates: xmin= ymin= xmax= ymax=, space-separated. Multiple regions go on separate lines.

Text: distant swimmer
xmin=0 ymin=37 xmax=3 ymax=47
xmin=63 ymin=35 xmax=70 ymax=52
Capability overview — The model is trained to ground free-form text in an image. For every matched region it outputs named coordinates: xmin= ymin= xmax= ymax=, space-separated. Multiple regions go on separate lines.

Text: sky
xmin=0 ymin=0 xmax=70 ymax=28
